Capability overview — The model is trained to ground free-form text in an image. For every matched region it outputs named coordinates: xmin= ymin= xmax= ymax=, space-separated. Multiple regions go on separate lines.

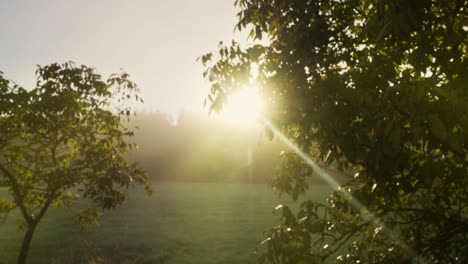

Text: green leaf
xmin=429 ymin=115 xmax=447 ymax=141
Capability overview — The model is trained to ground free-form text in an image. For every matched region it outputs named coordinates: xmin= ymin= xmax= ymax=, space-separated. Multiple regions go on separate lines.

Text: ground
xmin=0 ymin=182 xmax=332 ymax=264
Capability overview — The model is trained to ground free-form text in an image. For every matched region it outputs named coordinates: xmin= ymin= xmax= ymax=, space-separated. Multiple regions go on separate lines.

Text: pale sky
xmin=0 ymin=0 xmax=241 ymax=115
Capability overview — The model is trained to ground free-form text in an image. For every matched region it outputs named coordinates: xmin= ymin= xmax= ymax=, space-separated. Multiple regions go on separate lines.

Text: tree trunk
xmin=17 ymin=222 xmax=37 ymax=264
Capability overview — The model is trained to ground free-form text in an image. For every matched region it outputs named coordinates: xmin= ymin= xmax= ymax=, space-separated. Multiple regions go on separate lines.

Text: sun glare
xmin=219 ymin=87 xmax=264 ymax=125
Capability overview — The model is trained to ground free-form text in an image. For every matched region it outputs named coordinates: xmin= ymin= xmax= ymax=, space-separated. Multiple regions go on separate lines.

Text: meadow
xmin=0 ymin=182 xmax=332 ymax=264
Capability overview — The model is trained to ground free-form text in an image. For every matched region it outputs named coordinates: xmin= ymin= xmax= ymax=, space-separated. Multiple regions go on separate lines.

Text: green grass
xmin=0 ymin=182 xmax=332 ymax=263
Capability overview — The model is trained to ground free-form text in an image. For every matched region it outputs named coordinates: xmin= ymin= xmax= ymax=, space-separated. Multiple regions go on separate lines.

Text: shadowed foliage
xmin=0 ymin=62 xmax=151 ymax=263
xmin=203 ymin=0 xmax=467 ymax=262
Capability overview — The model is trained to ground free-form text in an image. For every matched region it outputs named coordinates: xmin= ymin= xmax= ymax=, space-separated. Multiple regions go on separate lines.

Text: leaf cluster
xmin=0 ymin=62 xmax=151 ymax=229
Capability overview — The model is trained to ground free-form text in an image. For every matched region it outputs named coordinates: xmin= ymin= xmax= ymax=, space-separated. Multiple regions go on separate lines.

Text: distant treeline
xmin=127 ymin=112 xmax=283 ymax=183
xmin=128 ymin=112 xmax=350 ymax=184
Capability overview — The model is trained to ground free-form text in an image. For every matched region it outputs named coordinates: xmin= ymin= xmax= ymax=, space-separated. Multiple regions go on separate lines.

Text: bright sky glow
xmin=219 ymin=87 xmax=264 ymax=126
xmin=0 ymin=0 xmax=243 ymax=116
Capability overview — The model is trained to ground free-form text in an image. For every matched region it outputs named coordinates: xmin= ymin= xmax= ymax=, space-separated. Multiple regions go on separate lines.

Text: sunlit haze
xmin=0 ymin=0 xmax=243 ymax=117
xmin=217 ymin=87 xmax=264 ymax=126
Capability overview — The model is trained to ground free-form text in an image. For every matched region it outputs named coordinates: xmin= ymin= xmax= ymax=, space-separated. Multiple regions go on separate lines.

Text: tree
xmin=0 ymin=62 xmax=151 ymax=264
xmin=202 ymin=0 xmax=467 ymax=262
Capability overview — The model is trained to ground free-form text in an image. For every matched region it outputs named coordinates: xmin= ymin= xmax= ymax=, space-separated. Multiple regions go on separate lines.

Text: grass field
xmin=0 ymin=182 xmax=332 ymax=263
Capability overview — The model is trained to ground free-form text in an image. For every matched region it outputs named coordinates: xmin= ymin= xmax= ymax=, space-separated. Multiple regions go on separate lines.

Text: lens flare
xmin=261 ymin=117 xmax=422 ymax=261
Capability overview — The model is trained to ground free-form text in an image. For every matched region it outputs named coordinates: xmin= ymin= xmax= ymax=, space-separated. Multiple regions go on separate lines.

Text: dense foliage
xmin=0 ymin=62 xmax=151 ymax=263
xmin=203 ymin=0 xmax=467 ymax=262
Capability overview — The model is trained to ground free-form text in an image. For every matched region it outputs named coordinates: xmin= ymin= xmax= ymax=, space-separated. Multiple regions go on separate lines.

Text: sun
xmin=219 ymin=87 xmax=264 ymax=125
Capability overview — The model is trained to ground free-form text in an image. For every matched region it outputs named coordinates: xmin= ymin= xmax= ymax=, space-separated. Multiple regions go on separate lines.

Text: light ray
xmin=261 ymin=117 xmax=424 ymax=261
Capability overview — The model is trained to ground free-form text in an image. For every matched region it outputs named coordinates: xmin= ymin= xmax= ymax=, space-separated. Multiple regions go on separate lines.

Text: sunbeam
xmin=261 ymin=117 xmax=423 ymax=262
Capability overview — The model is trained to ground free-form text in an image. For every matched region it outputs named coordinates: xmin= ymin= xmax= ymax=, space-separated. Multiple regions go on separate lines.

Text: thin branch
xmin=325 ymin=221 xmax=371 ymax=257
xmin=34 ymin=191 xmax=56 ymax=224
xmin=0 ymin=163 xmax=32 ymax=223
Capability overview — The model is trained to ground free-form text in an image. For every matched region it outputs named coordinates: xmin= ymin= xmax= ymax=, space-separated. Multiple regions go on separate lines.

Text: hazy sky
xmin=0 ymin=0 xmax=241 ymax=115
